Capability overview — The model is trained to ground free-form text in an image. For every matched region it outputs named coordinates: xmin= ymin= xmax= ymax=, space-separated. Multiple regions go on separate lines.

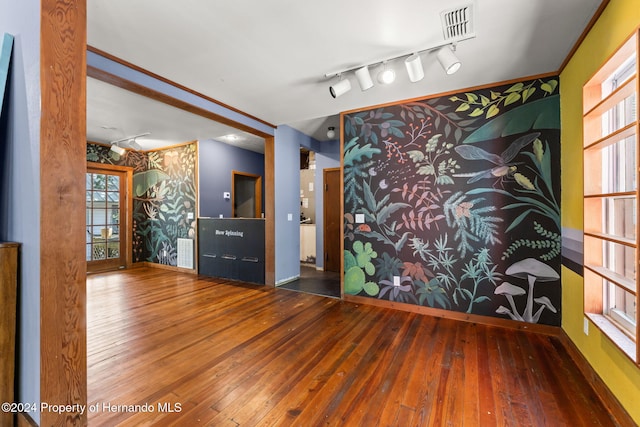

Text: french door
xmin=86 ymin=164 xmax=132 ymax=272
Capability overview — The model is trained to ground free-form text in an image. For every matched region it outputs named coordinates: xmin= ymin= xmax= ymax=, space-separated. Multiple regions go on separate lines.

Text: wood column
xmin=0 ymin=242 xmax=19 ymax=427
xmin=40 ymin=0 xmax=87 ymax=425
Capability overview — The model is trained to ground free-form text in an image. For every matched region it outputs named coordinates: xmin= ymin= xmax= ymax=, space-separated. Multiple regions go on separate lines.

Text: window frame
xmin=583 ymin=30 xmax=639 ymax=364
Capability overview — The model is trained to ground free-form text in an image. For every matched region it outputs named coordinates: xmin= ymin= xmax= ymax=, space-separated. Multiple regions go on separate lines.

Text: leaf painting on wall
xmin=343 ymin=77 xmax=561 ymax=326
xmin=87 ymin=143 xmax=197 ymax=266
xmin=133 ymin=169 xmax=170 ymax=197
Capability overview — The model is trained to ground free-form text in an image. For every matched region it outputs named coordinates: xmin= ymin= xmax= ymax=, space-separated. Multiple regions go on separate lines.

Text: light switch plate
xmin=583 ymin=317 xmax=589 ymax=335
xmin=187 ymin=212 xmax=194 ymax=220
xmin=355 ymin=213 xmax=365 ymax=223
xmin=287 ymin=213 xmax=293 ymax=221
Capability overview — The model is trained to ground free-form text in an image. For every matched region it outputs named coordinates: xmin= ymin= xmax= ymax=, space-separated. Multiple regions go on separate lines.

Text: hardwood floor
xmin=88 ymin=268 xmax=628 ymax=426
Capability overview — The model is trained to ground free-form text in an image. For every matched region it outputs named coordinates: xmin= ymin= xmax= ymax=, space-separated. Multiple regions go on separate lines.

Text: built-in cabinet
xmin=0 ymin=242 xmax=19 ymax=427
xmin=198 ymin=218 xmax=265 ymax=284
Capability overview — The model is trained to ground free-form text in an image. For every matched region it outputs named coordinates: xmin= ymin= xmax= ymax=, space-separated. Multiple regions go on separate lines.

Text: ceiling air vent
xmin=440 ymin=4 xmax=474 ymax=41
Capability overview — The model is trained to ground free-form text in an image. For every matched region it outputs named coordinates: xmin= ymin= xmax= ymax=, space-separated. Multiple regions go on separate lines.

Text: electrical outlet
xmin=393 ymin=276 xmax=400 ymax=286
xmin=583 ymin=317 xmax=589 ymax=335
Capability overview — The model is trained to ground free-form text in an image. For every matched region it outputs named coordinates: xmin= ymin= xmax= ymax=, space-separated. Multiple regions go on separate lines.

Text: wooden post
xmin=0 ymin=242 xmax=19 ymax=427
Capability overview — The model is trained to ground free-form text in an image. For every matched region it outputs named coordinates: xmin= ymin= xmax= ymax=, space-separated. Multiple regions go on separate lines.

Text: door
xmin=232 ymin=170 xmax=262 ymax=218
xmin=86 ymin=165 xmax=130 ymax=272
xmin=323 ymin=168 xmax=341 ymax=272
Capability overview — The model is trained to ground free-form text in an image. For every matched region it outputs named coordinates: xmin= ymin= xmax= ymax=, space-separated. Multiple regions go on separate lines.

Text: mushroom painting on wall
xmin=496 ymin=258 xmax=559 ymax=322
xmin=343 ymin=76 xmax=561 ymax=326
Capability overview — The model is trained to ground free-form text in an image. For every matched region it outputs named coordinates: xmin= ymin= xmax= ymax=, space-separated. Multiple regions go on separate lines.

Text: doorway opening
xmin=279 ymin=149 xmax=340 ymax=298
xmin=232 ymin=170 xmax=262 ymax=218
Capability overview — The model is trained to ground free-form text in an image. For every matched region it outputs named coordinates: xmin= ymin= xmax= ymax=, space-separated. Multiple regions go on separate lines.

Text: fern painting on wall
xmin=343 ymin=77 xmax=561 ymax=326
xmin=87 ymin=142 xmax=197 ymax=266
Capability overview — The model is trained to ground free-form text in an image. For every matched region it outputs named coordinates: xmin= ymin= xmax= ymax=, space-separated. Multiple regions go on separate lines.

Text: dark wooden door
xmin=323 ymin=168 xmax=341 ymax=272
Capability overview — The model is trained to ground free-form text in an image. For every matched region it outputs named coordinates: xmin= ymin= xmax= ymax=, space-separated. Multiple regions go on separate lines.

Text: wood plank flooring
xmin=87 ymin=268 xmax=627 ymax=426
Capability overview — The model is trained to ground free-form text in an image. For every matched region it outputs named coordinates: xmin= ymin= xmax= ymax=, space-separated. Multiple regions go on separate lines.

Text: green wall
xmin=560 ymin=0 xmax=640 ymax=422
xmin=343 ymin=77 xmax=562 ymax=325
xmin=87 ymin=142 xmax=198 ymax=266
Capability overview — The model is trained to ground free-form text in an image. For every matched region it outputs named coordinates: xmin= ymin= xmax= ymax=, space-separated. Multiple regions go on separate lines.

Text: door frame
xmin=87 ymin=162 xmax=133 ymax=272
xmin=232 ymin=169 xmax=263 ymax=218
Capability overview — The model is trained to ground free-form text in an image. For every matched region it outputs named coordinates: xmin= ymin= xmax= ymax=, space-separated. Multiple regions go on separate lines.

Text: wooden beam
xmin=264 ymin=136 xmax=275 ymax=286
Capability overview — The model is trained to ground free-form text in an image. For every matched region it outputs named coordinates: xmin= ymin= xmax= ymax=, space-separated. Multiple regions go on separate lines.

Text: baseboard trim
xmin=344 ymin=294 xmax=562 ymax=336
xmin=275 ymin=275 xmax=301 ymax=286
xmin=558 ymin=330 xmax=636 ymax=427
xmin=138 ymin=261 xmax=197 ymax=274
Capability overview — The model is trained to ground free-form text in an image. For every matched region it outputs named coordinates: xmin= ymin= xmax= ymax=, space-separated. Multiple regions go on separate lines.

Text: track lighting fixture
xmin=110 ymin=144 xmax=126 ymax=156
xmin=129 ymin=139 xmax=142 ymax=151
xmin=324 ymin=36 xmax=472 ymax=98
xmin=108 ymin=131 xmax=151 ymax=152
xmin=436 ymin=45 xmax=462 ymax=75
xmin=354 ymin=66 xmax=374 ymax=91
xmin=404 ymin=53 xmax=424 ymax=82
xmin=327 ymin=127 xmax=336 ymax=139
xmin=329 ymin=75 xmax=351 ymax=98
xmin=377 ymin=62 xmax=396 ymax=85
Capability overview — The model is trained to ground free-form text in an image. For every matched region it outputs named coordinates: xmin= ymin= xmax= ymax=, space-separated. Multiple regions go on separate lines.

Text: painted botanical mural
xmin=343 ymin=77 xmax=561 ymax=325
xmin=87 ymin=142 xmax=197 ymax=266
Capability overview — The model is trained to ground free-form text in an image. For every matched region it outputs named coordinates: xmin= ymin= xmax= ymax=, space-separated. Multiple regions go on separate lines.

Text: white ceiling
xmin=86 ymin=0 xmax=604 ymax=151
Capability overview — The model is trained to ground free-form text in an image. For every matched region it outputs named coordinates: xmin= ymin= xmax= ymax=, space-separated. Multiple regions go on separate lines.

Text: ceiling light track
xmin=109 ymin=131 xmax=151 ymax=153
xmin=325 ymin=36 xmax=473 ymax=98
xmin=109 ymin=132 xmax=151 ymax=145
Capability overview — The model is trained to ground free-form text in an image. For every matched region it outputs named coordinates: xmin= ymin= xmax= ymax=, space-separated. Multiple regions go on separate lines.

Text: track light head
xmin=110 ymin=144 xmax=126 ymax=156
xmin=377 ymin=63 xmax=395 ymax=84
xmin=437 ymin=46 xmax=461 ymax=75
xmin=129 ymin=139 xmax=142 ymax=151
xmin=405 ymin=53 xmax=424 ymax=82
xmin=329 ymin=77 xmax=351 ymax=98
xmin=354 ymin=66 xmax=374 ymax=91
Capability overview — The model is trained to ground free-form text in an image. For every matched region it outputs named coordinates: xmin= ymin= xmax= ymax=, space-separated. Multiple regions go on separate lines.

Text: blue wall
xmin=0 ymin=3 xmax=42 ymax=422
xmin=199 ymin=138 xmax=265 ymax=218
xmin=313 ymin=140 xmax=340 ymax=269
xmin=274 ymin=126 xmax=307 ymax=283
xmin=275 ymin=126 xmax=340 ymax=277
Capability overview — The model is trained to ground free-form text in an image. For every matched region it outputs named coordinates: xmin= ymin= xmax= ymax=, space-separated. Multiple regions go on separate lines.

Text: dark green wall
xmin=87 ymin=142 xmax=197 ymax=266
xmin=343 ymin=77 xmax=561 ymax=326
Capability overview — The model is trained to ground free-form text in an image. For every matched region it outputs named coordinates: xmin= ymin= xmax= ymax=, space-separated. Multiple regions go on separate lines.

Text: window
xmin=583 ymin=32 xmax=639 ymax=362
